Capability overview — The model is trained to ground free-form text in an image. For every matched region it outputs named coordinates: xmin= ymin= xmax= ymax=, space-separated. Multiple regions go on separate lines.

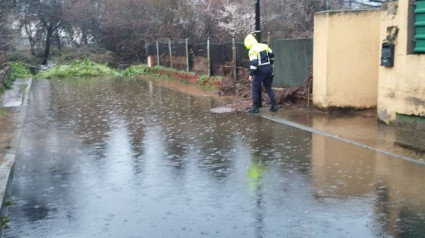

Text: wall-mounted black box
xmin=381 ymin=42 xmax=394 ymax=67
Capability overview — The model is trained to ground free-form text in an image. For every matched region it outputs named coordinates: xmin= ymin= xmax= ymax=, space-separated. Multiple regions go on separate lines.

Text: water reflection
xmin=311 ymin=127 xmax=425 ymax=237
xmin=3 ymin=77 xmax=425 ymax=238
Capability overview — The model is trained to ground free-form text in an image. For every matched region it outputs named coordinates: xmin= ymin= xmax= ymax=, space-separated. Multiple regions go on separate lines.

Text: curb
xmin=260 ymin=114 xmax=425 ymax=166
xmin=0 ymin=78 xmax=32 ymax=233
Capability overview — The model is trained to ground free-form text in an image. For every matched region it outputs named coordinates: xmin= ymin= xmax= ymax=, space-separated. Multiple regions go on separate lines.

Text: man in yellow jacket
xmin=244 ymin=33 xmax=278 ymax=113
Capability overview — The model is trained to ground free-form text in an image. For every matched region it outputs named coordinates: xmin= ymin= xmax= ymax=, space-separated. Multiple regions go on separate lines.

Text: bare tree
xmin=63 ymin=0 xmax=100 ymax=47
xmin=16 ymin=1 xmax=39 ymax=56
xmin=15 ymin=0 xmax=67 ymax=64
xmin=0 ymin=0 xmax=16 ymax=66
xmin=6 ymin=0 xmax=391 ymax=65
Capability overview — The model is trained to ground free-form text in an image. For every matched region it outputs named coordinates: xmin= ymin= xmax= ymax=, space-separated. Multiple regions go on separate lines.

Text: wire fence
xmin=147 ymin=37 xmax=313 ymax=87
xmin=146 ymin=38 xmax=249 ymax=80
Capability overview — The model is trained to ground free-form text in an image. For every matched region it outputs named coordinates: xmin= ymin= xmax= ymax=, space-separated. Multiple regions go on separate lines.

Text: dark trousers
xmin=252 ymin=66 xmax=276 ymax=107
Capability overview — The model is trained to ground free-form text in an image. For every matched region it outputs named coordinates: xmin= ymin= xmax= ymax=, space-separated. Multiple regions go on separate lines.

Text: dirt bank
xmin=147 ymin=66 xmax=313 ymax=112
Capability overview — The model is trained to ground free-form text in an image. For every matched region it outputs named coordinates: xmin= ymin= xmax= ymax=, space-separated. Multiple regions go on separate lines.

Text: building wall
xmin=378 ymin=2 xmax=425 ymax=123
xmin=313 ymin=10 xmax=381 ymax=108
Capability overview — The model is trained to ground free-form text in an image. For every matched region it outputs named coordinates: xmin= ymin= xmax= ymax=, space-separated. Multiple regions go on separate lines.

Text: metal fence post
xmin=156 ymin=40 xmax=160 ymax=66
xmin=207 ymin=37 xmax=211 ymax=77
xmin=232 ymin=35 xmax=237 ymax=80
xmin=169 ymin=38 xmax=173 ymax=68
xmin=186 ymin=38 xmax=189 ymax=72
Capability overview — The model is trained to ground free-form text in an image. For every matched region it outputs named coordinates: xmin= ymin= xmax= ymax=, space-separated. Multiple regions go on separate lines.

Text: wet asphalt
xmin=3 ymin=77 xmax=425 ymax=238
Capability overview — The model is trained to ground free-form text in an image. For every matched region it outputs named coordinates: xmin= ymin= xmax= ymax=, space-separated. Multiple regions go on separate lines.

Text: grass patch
xmin=122 ymin=64 xmax=148 ymax=76
xmin=6 ymin=197 xmax=14 ymax=207
xmin=36 ymin=59 xmax=119 ymax=79
xmin=9 ymin=62 xmax=32 ymax=80
xmin=1 ymin=216 xmax=9 ymax=227
xmin=0 ymin=145 xmax=11 ymax=154
xmin=1 ymin=62 xmax=32 ymax=95
xmin=0 ymin=109 xmax=7 ymax=116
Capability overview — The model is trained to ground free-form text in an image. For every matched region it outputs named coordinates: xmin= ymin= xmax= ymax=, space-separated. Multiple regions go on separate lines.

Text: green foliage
xmin=6 ymin=197 xmax=14 ymax=207
xmin=36 ymin=59 xmax=119 ymax=79
xmin=122 ymin=65 xmax=148 ymax=76
xmin=50 ymin=46 xmax=118 ymax=66
xmin=0 ymin=109 xmax=7 ymax=116
xmin=1 ymin=216 xmax=9 ymax=227
xmin=199 ymin=75 xmax=208 ymax=85
xmin=0 ymin=62 xmax=31 ymax=94
xmin=0 ymin=145 xmax=11 ymax=154
xmin=9 ymin=62 xmax=32 ymax=80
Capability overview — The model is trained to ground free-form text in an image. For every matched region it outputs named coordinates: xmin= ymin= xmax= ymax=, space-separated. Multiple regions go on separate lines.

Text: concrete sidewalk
xmin=260 ymin=106 xmax=425 ymax=164
xmin=0 ymin=78 xmax=31 ymax=232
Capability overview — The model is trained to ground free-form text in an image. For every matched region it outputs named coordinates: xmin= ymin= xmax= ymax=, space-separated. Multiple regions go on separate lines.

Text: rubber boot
xmin=247 ymin=105 xmax=260 ymax=113
xmin=269 ymin=103 xmax=278 ymax=112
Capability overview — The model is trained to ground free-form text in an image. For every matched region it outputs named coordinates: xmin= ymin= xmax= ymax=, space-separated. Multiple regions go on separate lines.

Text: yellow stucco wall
xmin=378 ymin=2 xmax=425 ymax=123
xmin=313 ymin=10 xmax=381 ymax=108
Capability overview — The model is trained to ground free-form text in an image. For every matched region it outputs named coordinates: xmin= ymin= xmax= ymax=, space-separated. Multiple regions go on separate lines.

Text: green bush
xmin=0 ymin=62 xmax=32 ymax=92
xmin=9 ymin=62 xmax=32 ymax=79
xmin=50 ymin=46 xmax=118 ymax=66
xmin=36 ymin=59 xmax=119 ymax=78
xmin=122 ymin=65 xmax=148 ymax=76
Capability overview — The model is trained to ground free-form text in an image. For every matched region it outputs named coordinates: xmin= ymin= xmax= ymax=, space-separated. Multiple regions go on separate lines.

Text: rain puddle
xmin=3 ymin=76 xmax=425 ymax=238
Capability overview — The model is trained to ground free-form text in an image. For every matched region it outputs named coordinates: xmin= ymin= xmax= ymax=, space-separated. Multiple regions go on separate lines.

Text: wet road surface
xmin=3 ymin=77 xmax=425 ymax=237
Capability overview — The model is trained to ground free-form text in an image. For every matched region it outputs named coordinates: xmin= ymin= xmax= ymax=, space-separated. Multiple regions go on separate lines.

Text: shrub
xmin=36 ymin=59 xmax=119 ymax=78
xmin=122 ymin=65 xmax=148 ymax=76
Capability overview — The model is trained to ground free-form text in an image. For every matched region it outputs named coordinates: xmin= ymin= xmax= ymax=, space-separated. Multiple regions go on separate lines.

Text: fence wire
xmin=147 ymin=38 xmax=312 ymax=87
xmin=147 ymin=39 xmax=249 ymax=78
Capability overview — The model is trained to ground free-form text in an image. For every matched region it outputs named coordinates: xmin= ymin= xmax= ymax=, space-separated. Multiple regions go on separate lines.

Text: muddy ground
xmin=217 ymin=71 xmax=313 ymax=112
xmin=153 ymin=56 xmax=314 ymax=112
xmin=0 ymin=108 xmax=16 ymax=164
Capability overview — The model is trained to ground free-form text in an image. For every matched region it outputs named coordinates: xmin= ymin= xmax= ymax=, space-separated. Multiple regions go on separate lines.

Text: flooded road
xmin=4 ymin=77 xmax=425 ymax=238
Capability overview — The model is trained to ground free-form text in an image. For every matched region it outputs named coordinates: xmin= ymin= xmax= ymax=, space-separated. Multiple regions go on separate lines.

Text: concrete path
xmin=0 ymin=78 xmax=31 ymax=232
xmin=0 ymin=77 xmax=424 ymax=236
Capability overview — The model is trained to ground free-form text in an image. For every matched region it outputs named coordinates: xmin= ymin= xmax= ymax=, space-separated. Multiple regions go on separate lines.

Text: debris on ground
xmin=210 ymin=107 xmax=236 ymax=114
xmin=217 ymin=66 xmax=313 ymax=112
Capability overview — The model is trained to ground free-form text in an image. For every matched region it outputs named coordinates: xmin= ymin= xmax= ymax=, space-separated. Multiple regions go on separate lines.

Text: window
xmin=408 ymin=0 xmax=425 ymax=53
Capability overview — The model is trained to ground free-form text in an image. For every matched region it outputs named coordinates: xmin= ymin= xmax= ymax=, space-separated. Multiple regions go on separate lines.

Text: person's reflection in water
xmin=247 ymin=155 xmax=266 ymax=238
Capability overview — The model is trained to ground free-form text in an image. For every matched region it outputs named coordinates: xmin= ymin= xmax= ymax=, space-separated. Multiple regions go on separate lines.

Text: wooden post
xmin=232 ymin=35 xmax=237 ymax=80
xmin=207 ymin=37 xmax=211 ymax=77
xmin=267 ymin=32 xmax=271 ymax=46
xmin=168 ymin=38 xmax=173 ymax=68
xmin=186 ymin=38 xmax=189 ymax=72
xmin=156 ymin=40 xmax=160 ymax=66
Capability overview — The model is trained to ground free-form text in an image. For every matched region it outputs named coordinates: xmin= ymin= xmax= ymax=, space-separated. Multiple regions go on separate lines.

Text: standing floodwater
xmin=4 ymin=77 xmax=425 ymax=237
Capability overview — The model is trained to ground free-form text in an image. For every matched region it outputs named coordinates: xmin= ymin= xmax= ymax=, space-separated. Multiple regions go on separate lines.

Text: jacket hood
xmin=244 ymin=34 xmax=257 ymax=50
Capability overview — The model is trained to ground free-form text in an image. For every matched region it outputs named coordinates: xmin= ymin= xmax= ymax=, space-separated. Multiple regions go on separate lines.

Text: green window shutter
xmin=415 ymin=0 xmax=425 ymax=53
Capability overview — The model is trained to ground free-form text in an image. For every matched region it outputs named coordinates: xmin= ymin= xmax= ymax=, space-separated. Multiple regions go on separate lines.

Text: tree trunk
xmin=29 ymin=36 xmax=35 ymax=56
xmin=42 ymin=27 xmax=54 ymax=65
xmin=55 ymin=32 xmax=62 ymax=57
xmin=24 ymin=22 xmax=35 ymax=56
xmin=82 ymin=27 xmax=88 ymax=45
